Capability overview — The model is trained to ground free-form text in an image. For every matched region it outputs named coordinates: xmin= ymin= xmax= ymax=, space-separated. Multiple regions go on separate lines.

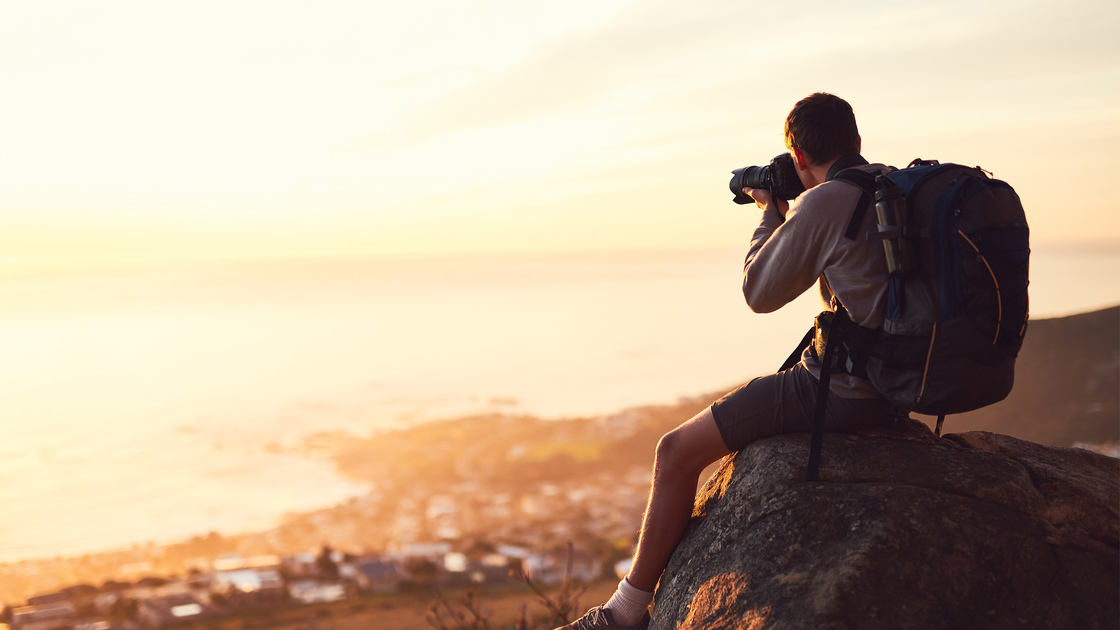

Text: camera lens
xmin=730 ymin=166 xmax=769 ymax=205
xmin=742 ymin=165 xmax=772 ymax=191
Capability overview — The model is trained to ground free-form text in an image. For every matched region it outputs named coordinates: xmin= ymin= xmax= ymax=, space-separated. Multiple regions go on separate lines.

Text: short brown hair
xmin=784 ymin=93 xmax=860 ymax=166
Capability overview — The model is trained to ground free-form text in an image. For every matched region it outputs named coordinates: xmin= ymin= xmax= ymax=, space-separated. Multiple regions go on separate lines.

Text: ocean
xmin=1 ymin=245 xmax=1117 ymax=562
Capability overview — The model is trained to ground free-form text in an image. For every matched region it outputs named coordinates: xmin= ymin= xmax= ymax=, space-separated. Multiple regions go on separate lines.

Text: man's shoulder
xmin=822 ymin=163 xmax=889 ymax=189
xmin=792 ymin=178 xmax=857 ymax=214
xmin=797 ymin=163 xmax=887 ymax=206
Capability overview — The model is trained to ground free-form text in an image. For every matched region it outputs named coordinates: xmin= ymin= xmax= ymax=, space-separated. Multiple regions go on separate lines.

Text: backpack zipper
xmin=917 ymin=322 xmax=937 ymax=405
xmin=958 ymin=230 xmax=1002 ymax=345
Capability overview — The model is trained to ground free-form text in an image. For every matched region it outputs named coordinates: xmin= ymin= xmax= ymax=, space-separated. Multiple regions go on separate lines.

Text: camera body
xmin=729 ymin=153 xmax=806 ymax=205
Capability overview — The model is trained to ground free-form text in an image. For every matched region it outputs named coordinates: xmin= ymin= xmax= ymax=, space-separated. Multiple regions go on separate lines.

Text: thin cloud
xmin=343 ymin=0 xmax=780 ymax=152
xmin=346 ymin=0 xmax=1118 ymax=156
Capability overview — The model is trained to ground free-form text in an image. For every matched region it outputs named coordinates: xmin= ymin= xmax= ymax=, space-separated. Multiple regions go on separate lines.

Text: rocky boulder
xmin=651 ymin=419 xmax=1119 ymax=630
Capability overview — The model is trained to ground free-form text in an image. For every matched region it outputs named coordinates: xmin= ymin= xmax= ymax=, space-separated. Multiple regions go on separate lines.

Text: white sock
xmin=604 ymin=577 xmax=653 ymax=626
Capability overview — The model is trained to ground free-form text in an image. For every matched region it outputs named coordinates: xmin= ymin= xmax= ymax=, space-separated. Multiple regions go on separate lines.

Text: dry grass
xmin=176 ymin=581 xmax=617 ymax=630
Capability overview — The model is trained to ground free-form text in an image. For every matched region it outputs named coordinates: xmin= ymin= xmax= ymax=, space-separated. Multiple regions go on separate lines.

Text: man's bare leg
xmin=555 ymin=407 xmax=731 ymax=629
xmin=627 ymin=406 xmax=731 ymax=591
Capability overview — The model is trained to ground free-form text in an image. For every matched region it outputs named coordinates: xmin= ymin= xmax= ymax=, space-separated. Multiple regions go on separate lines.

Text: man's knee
xmin=654 ymin=410 xmax=725 ymax=476
xmin=654 ymin=430 xmax=685 ymax=472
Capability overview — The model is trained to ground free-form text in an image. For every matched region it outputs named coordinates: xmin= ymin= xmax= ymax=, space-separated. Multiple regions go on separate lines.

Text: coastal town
xmin=2 ymin=543 xmax=612 ymax=630
xmin=4 ymin=353 xmax=1116 ymax=629
xmin=1 ymin=396 xmax=715 ymax=630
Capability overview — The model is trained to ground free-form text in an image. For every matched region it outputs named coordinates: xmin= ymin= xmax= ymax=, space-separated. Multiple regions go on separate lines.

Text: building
xmin=288 ymin=580 xmax=347 ymax=605
xmin=10 ymin=601 xmax=75 ymax=630
xmin=136 ymin=593 xmax=214 ymax=628
xmin=353 ymin=559 xmax=402 ymax=594
xmin=525 ymin=549 xmax=602 ymax=585
xmin=210 ymin=568 xmax=284 ymax=597
xmin=210 ymin=555 xmax=286 ymax=610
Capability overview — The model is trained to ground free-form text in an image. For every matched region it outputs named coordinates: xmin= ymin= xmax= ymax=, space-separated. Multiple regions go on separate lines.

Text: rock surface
xmin=650 ymin=419 xmax=1119 ymax=630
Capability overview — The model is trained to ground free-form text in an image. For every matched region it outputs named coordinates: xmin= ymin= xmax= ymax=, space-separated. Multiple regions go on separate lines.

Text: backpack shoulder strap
xmin=830 ymin=169 xmax=877 ymax=240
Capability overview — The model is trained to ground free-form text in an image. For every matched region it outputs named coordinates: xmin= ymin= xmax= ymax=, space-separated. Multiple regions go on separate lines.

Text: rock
xmin=650 ymin=418 xmax=1120 ymax=630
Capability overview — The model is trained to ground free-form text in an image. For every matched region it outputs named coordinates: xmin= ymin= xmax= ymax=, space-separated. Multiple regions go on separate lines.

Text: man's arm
xmin=740 ymin=186 xmax=833 ymax=313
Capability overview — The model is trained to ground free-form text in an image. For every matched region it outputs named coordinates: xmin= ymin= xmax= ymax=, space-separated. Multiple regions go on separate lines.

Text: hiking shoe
xmin=555 ymin=605 xmax=650 ymax=630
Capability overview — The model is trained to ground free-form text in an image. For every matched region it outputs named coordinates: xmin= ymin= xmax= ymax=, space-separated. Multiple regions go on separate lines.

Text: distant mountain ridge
xmin=321 ymin=307 xmax=1119 ymax=496
xmin=919 ymin=305 xmax=1120 ymax=447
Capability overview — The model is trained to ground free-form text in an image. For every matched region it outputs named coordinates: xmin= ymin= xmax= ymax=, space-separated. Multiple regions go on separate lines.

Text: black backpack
xmin=788 ymin=159 xmax=1030 ymax=481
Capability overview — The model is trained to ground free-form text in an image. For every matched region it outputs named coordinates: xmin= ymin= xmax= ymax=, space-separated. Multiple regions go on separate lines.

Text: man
xmin=556 ymin=93 xmax=902 ymax=630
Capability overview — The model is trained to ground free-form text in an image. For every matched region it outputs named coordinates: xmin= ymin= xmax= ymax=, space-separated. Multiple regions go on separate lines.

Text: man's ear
xmin=791 ymin=147 xmax=812 ymax=171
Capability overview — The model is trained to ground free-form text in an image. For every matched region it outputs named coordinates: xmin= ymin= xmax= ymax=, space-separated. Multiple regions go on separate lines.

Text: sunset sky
xmin=2 ymin=0 xmax=1117 ymax=266
xmin=0 ymin=0 xmax=1118 ymax=568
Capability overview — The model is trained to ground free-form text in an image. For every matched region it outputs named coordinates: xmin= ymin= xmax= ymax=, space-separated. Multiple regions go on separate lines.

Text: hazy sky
xmin=2 ymin=0 xmax=1117 ymax=265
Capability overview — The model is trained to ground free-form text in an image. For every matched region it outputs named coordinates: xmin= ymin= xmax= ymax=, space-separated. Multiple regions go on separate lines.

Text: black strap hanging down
xmin=935 ymin=414 xmax=946 ymax=437
xmin=806 ymin=306 xmax=851 ymax=481
xmin=779 ymin=327 xmax=814 ymax=373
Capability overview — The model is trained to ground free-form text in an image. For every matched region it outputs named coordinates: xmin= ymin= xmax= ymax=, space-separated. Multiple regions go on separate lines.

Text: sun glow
xmin=1 ymin=0 xmax=1116 ymax=270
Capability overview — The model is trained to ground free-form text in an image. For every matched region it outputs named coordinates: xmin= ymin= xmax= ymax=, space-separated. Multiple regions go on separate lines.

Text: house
xmin=136 ymin=593 xmax=214 ymax=628
xmin=211 ymin=568 xmax=285 ymax=596
xmin=10 ymin=601 xmax=75 ymax=630
xmin=126 ymin=576 xmax=198 ymax=606
xmin=439 ymin=552 xmax=474 ymax=586
xmin=209 ymin=552 xmax=285 ymax=607
xmin=211 ymin=554 xmax=280 ymax=572
xmin=525 ymin=549 xmax=602 ymax=585
xmin=443 ymin=552 xmax=468 ymax=574
xmin=353 ymin=559 xmax=402 ymax=594
xmin=496 ymin=545 xmax=531 ymax=560
xmin=477 ymin=553 xmax=516 ymax=583
xmin=282 ymin=552 xmax=320 ymax=578
xmin=72 ymin=622 xmax=116 ymax=630
xmin=288 ymin=580 xmax=347 ymax=605
xmin=398 ymin=541 xmax=451 ymax=560
xmin=25 ymin=592 xmax=69 ymax=607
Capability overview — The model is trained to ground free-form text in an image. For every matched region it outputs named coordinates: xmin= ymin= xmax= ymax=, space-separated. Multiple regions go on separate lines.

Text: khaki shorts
xmin=710 ymin=363 xmax=901 ymax=453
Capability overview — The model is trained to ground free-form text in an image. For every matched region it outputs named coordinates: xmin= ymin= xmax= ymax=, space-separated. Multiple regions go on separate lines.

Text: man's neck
xmin=803 ymin=163 xmax=829 ymax=189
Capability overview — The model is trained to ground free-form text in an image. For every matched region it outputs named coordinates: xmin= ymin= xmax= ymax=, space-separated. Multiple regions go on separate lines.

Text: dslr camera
xmin=729 ymin=153 xmax=806 ymax=205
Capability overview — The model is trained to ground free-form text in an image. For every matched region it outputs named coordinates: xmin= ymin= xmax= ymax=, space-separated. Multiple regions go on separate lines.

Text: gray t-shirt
xmin=742 ymin=163 xmax=890 ymax=399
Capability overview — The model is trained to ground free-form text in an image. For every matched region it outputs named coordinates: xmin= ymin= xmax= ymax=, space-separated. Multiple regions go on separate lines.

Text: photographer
xmin=556 ymin=93 xmax=902 ymax=630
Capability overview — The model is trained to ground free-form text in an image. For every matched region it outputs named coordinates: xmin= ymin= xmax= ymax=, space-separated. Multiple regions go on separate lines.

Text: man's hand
xmin=743 ymin=187 xmax=790 ymax=217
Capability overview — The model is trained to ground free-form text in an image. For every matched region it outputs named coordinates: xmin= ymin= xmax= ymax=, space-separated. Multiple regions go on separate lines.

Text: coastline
xmin=1 ymin=246 xmax=1116 ymax=600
